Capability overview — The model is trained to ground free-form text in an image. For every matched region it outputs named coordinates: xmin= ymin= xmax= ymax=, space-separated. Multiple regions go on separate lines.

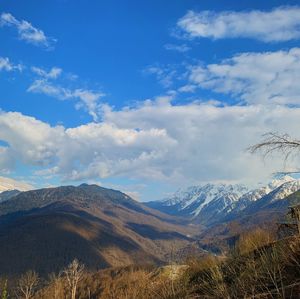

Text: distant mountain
xmin=147 ymin=176 xmax=300 ymax=226
xmin=0 ymin=176 xmax=32 ymax=192
xmin=238 ymin=178 xmax=300 ymax=215
xmin=0 ymin=184 xmax=198 ymax=277
xmin=0 ymin=189 xmax=20 ymax=203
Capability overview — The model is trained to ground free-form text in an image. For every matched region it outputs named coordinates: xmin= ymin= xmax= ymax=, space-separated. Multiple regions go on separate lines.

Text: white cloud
xmin=1 ymin=102 xmax=300 ymax=187
xmin=178 ymin=84 xmax=197 ymax=93
xmin=27 ymin=79 xmax=104 ymax=121
xmin=188 ymin=48 xmax=300 ymax=105
xmin=31 ymin=66 xmax=62 ymax=79
xmin=144 ymin=65 xmax=178 ymax=88
xmin=0 ymin=111 xmax=176 ymax=182
xmin=27 ymin=79 xmax=72 ymax=99
xmin=0 ymin=57 xmax=22 ymax=72
xmin=73 ymin=89 xmax=105 ymax=121
xmin=0 ymin=112 xmax=64 ymax=176
xmin=164 ymin=43 xmax=191 ymax=52
xmin=0 ymin=57 xmax=102 ymax=121
xmin=0 ymin=176 xmax=33 ymax=191
xmin=178 ymin=6 xmax=300 ymax=42
xmin=0 ymin=12 xmax=56 ymax=48
xmin=0 ymin=147 xmax=15 ymax=174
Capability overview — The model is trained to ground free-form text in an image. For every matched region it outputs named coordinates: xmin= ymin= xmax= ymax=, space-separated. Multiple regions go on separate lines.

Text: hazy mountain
xmin=0 ymin=184 xmax=198 ymax=277
xmin=0 ymin=189 xmax=20 ymax=203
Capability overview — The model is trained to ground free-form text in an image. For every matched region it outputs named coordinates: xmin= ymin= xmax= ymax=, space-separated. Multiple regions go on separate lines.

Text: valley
xmin=1 ymin=175 xmax=300 ymax=278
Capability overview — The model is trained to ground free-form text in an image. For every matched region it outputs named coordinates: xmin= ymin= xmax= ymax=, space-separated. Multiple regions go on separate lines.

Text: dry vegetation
xmin=1 ymin=228 xmax=300 ymax=298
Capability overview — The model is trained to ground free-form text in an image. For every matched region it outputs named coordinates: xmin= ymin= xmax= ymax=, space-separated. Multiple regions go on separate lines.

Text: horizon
xmin=2 ymin=0 xmax=300 ymax=201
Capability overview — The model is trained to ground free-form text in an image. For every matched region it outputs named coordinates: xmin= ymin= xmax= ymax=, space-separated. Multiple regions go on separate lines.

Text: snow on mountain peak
xmin=269 ymin=178 xmax=300 ymax=202
xmin=161 ymin=183 xmax=249 ymax=216
xmin=157 ymin=175 xmax=300 ymax=220
xmin=268 ymin=175 xmax=295 ymax=189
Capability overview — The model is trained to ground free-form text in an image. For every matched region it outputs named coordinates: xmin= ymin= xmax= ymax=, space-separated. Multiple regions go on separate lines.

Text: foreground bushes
xmin=187 ymin=230 xmax=300 ymax=298
xmin=1 ymin=229 xmax=300 ymax=298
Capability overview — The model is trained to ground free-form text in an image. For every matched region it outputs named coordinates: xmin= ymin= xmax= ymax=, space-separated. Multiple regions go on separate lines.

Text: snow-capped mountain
xmin=227 ymin=176 xmax=298 ymax=213
xmin=0 ymin=176 xmax=32 ymax=193
xmin=268 ymin=178 xmax=300 ymax=202
xmin=157 ymin=184 xmax=248 ymax=217
xmin=239 ymin=177 xmax=300 ymax=216
xmin=147 ymin=183 xmax=249 ymax=223
xmin=146 ymin=176 xmax=300 ymax=225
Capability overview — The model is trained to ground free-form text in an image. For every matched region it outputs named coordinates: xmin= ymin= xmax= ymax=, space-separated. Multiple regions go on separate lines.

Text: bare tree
xmin=48 ymin=272 xmax=63 ymax=299
xmin=249 ymin=132 xmax=300 ymax=164
xmin=63 ymin=259 xmax=84 ymax=299
xmin=17 ymin=270 xmax=39 ymax=299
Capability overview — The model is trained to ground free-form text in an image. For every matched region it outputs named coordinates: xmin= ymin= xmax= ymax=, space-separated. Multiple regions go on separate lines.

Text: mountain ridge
xmin=146 ymin=176 xmax=300 ymax=225
xmin=0 ymin=184 xmax=199 ymax=277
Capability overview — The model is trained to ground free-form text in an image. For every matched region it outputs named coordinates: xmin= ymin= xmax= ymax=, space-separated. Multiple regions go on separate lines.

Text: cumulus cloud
xmin=0 ymin=111 xmax=176 ymax=182
xmin=188 ymin=48 xmax=300 ymax=105
xmin=0 ymin=12 xmax=56 ymax=48
xmin=177 ymin=6 xmax=300 ymax=42
xmin=0 ymin=112 xmax=64 ymax=167
xmin=1 ymin=101 xmax=300 ymax=187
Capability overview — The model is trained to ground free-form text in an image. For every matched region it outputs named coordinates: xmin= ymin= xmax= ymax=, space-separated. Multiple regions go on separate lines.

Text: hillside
xmin=197 ymin=189 xmax=300 ymax=254
xmin=0 ymin=189 xmax=20 ymax=203
xmin=0 ymin=184 xmax=200 ymax=277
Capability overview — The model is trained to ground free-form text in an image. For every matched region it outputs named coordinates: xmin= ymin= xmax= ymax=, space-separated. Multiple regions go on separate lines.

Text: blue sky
xmin=1 ymin=0 xmax=300 ymax=201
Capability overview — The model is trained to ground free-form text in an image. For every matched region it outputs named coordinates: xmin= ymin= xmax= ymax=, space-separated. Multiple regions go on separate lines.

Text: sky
xmin=1 ymin=0 xmax=300 ymax=201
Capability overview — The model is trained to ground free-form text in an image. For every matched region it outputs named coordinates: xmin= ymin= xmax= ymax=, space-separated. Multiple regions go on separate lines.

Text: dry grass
xmin=2 ymin=229 xmax=300 ymax=298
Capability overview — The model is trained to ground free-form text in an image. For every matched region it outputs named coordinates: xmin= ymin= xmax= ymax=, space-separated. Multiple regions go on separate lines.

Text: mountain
xmin=147 ymin=184 xmax=248 ymax=217
xmin=0 ymin=184 xmax=199 ymax=277
xmin=147 ymin=176 xmax=300 ymax=226
xmin=0 ymin=176 xmax=33 ymax=192
xmin=0 ymin=189 xmax=20 ymax=203
xmin=147 ymin=183 xmax=249 ymax=225
xmin=238 ymin=178 xmax=300 ymax=216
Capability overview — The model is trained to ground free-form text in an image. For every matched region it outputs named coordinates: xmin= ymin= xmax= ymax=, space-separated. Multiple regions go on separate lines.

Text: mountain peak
xmin=269 ymin=175 xmax=295 ymax=187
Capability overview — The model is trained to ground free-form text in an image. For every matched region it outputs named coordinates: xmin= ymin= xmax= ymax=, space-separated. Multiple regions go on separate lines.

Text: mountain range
xmin=1 ymin=175 xmax=300 ymax=277
xmin=146 ymin=176 xmax=300 ymax=225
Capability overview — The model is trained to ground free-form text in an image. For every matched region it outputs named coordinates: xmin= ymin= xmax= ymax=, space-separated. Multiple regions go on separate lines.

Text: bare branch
xmin=17 ymin=270 xmax=39 ymax=299
xmin=248 ymin=132 xmax=300 ymax=163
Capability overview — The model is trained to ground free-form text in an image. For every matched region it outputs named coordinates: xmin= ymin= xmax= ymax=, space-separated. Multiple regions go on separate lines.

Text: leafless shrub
xmin=63 ymin=259 xmax=84 ymax=299
xmin=236 ymin=228 xmax=274 ymax=255
xmin=17 ymin=270 xmax=39 ymax=299
xmin=47 ymin=272 xmax=64 ymax=299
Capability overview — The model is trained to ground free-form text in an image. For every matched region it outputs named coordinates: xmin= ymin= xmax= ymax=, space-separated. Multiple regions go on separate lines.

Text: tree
xmin=17 ymin=271 xmax=39 ymax=299
xmin=1 ymin=279 xmax=8 ymax=299
xmin=63 ymin=259 xmax=84 ymax=299
xmin=48 ymin=272 xmax=63 ymax=299
xmin=249 ymin=132 xmax=300 ymax=168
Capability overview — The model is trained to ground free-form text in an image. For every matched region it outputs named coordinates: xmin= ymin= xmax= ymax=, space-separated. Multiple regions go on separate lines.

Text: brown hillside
xmin=0 ymin=184 xmax=200 ymax=277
